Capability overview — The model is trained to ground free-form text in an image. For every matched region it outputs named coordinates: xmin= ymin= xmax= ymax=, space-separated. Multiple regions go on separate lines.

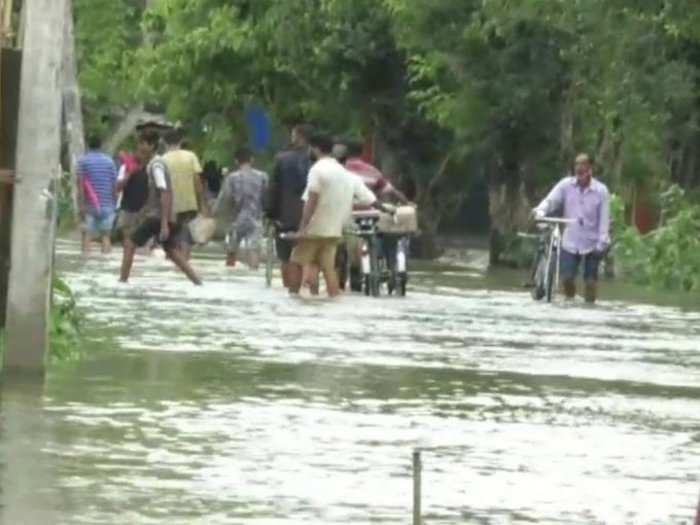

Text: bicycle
xmin=264 ymin=220 xmax=274 ymax=288
xmin=521 ymin=217 xmax=574 ymax=303
xmin=351 ymin=210 xmax=408 ymax=297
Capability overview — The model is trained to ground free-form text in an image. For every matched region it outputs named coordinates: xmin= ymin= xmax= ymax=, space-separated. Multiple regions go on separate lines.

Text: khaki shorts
xmin=291 ymin=237 xmax=340 ymax=273
xmin=176 ymin=210 xmax=198 ymax=246
xmin=119 ymin=210 xmax=143 ymax=234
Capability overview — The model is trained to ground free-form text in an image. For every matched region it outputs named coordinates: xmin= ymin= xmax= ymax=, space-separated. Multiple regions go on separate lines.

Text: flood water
xmin=1 ymin=239 xmax=699 ymax=524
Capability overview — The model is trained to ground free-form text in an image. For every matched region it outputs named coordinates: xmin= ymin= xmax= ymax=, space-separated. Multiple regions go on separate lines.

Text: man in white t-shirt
xmin=288 ymin=132 xmax=377 ymax=297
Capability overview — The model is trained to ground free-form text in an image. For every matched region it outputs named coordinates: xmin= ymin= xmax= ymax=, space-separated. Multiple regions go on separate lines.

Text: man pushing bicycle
xmin=533 ymin=153 xmax=611 ymax=304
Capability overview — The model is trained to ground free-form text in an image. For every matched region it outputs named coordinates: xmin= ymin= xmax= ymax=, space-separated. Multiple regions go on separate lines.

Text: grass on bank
xmin=50 ymin=275 xmax=84 ymax=362
xmin=0 ymin=276 xmax=84 ymax=369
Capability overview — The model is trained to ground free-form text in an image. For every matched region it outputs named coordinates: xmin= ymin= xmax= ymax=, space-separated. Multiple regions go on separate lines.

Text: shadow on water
xmin=0 ymin=238 xmax=697 ymax=524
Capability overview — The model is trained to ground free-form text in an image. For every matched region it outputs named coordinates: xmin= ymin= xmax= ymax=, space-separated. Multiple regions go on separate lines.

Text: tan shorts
xmin=291 ymin=237 xmax=340 ymax=272
xmin=119 ymin=211 xmax=143 ymax=234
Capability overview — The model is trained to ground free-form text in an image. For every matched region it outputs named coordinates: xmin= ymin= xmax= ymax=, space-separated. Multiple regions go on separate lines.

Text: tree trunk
xmin=559 ymin=90 xmax=575 ymax=168
xmin=1 ymin=0 xmax=15 ymax=46
xmin=5 ymin=0 xmax=66 ymax=373
xmin=413 ymin=188 xmax=442 ymax=259
xmin=413 ymin=153 xmax=454 ymax=259
xmin=103 ymin=105 xmax=164 ymax=155
xmin=488 ymin=174 xmax=531 ymax=267
xmin=61 ymin=0 xmax=83 ymax=221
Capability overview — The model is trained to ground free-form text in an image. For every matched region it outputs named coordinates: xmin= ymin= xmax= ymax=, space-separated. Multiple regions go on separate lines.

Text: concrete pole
xmin=4 ymin=0 xmax=66 ymax=373
xmin=61 ymin=0 xmax=84 ymax=221
xmin=413 ymin=449 xmax=422 ymax=525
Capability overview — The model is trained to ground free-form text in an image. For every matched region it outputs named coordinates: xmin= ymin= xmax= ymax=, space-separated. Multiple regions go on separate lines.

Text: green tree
xmin=386 ymin=0 xmax=699 ymax=262
xmin=74 ymin=0 xmax=147 ymax=135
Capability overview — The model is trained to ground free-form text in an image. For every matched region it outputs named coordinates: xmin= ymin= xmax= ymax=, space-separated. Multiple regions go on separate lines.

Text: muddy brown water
xmin=1 ymin=239 xmax=699 ymax=524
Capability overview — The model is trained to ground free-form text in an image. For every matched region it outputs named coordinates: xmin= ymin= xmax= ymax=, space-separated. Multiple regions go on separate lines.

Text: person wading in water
xmin=534 ymin=153 xmax=610 ymax=303
xmin=119 ymin=130 xmax=202 ymax=285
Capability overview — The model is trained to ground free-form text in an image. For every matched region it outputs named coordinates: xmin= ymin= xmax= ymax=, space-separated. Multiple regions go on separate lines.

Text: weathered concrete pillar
xmin=62 ymin=0 xmax=84 ymax=220
xmin=4 ymin=0 xmax=67 ymax=373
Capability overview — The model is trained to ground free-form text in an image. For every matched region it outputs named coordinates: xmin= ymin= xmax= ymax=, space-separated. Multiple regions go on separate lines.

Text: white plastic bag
xmin=188 ymin=215 xmax=217 ymax=245
xmin=378 ymin=205 xmax=418 ymax=234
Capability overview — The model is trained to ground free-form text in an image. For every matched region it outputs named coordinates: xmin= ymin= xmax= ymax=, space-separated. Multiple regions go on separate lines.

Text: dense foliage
xmin=614 ymin=186 xmax=700 ymax=291
xmin=73 ymin=0 xmax=700 ymax=278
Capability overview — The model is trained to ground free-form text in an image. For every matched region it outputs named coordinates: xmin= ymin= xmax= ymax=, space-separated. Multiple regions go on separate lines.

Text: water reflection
xmin=0 ymin=377 xmax=59 ymax=525
xmin=0 ymin=239 xmax=697 ymax=524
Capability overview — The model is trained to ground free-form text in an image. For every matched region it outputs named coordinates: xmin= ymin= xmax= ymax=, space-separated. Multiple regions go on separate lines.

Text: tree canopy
xmin=73 ymin=0 xmax=700 ymax=263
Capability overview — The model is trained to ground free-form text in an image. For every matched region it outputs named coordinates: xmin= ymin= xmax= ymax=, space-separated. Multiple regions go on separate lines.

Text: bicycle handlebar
xmin=534 ymin=217 xmax=576 ymax=225
xmin=517 ymin=232 xmax=539 ymax=239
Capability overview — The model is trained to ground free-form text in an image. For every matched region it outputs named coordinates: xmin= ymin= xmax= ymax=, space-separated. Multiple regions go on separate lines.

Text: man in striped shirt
xmin=78 ymin=135 xmax=118 ymax=255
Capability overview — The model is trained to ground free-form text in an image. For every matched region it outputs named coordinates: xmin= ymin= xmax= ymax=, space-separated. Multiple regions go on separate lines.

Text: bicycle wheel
xmin=369 ymin=237 xmax=381 ymax=297
xmin=531 ymin=254 xmax=547 ymax=301
xmin=264 ymin=234 xmax=273 ymax=288
xmin=545 ymin=252 xmax=556 ymax=303
xmin=349 ymin=265 xmax=363 ymax=292
xmin=335 ymin=243 xmax=349 ymax=291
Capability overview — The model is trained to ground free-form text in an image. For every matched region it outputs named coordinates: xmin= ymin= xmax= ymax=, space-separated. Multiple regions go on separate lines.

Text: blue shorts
xmin=560 ymin=249 xmax=601 ymax=282
xmin=85 ymin=209 xmax=116 ymax=236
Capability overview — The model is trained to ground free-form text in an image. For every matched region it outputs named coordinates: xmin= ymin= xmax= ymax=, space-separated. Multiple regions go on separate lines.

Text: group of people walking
xmin=76 ymin=123 xmax=403 ymax=298
xmin=76 ymin=123 xmax=610 ymax=303
xmin=78 ymin=129 xmax=207 ymax=285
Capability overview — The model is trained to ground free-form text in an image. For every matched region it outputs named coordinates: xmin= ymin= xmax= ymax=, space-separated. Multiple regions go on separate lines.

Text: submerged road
xmin=1 ymin=239 xmax=699 ymax=524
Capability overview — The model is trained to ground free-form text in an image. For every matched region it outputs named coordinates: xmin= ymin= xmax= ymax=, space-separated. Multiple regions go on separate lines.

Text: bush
xmin=613 ymin=186 xmax=700 ymax=291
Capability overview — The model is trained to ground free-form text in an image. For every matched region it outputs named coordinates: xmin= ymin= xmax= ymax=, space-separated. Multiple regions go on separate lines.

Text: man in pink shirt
xmin=333 ymin=139 xmax=410 ymax=291
xmin=342 ymin=141 xmax=408 ymax=203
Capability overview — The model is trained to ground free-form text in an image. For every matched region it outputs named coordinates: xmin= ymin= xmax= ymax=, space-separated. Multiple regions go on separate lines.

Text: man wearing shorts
xmin=115 ymin=151 xmax=147 ymax=238
xmin=214 ymin=147 xmax=268 ymax=270
xmin=119 ymin=131 xmax=202 ymax=285
xmin=534 ymin=153 xmax=610 ymax=303
xmin=266 ymin=124 xmax=312 ymax=288
xmin=288 ymin=132 xmax=376 ymax=298
xmin=77 ymin=135 xmax=118 ymax=255
xmin=163 ymin=129 xmax=206 ymax=259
